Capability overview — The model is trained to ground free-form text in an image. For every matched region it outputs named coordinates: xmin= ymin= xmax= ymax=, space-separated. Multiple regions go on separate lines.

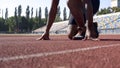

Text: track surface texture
xmin=0 ymin=34 xmax=120 ymax=68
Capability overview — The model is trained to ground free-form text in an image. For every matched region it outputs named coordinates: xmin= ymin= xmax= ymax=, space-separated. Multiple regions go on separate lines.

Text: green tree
xmin=14 ymin=7 xmax=18 ymax=32
xmin=39 ymin=7 xmax=44 ymax=27
xmin=18 ymin=5 xmax=22 ymax=32
xmin=18 ymin=5 xmax=22 ymax=17
xmin=6 ymin=17 xmax=16 ymax=32
xmin=26 ymin=5 xmax=30 ymax=19
xmin=33 ymin=9 xmax=39 ymax=29
xmin=4 ymin=8 xmax=9 ymax=32
xmin=36 ymin=9 xmax=38 ymax=18
xmin=32 ymin=17 xmax=39 ymax=30
xmin=55 ymin=6 xmax=62 ymax=22
xmin=1 ymin=9 xmax=3 ymax=18
xmin=35 ymin=8 xmax=39 ymax=23
xmin=45 ymin=7 xmax=48 ymax=22
xmin=97 ymin=7 xmax=120 ymax=15
xmin=26 ymin=5 xmax=30 ymax=32
xmin=0 ymin=18 xmax=7 ymax=31
xmin=63 ymin=7 xmax=67 ymax=21
xmin=57 ymin=6 xmax=61 ymax=17
xmin=5 ymin=8 xmax=8 ymax=20
xmin=97 ymin=8 xmax=108 ymax=15
xmin=29 ymin=18 xmax=34 ymax=30
xmin=31 ymin=7 xmax=33 ymax=18
xmin=39 ymin=7 xmax=41 ymax=25
xmin=113 ymin=7 xmax=120 ymax=12
xmin=20 ymin=16 xmax=28 ymax=32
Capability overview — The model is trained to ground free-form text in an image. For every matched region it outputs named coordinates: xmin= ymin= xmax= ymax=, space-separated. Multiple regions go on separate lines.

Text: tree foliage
xmin=18 ymin=5 xmax=22 ymax=17
xmin=0 ymin=5 xmax=68 ymax=33
xmin=45 ymin=7 xmax=48 ymax=22
xmin=55 ymin=6 xmax=62 ymax=22
xmin=63 ymin=7 xmax=67 ymax=21
xmin=97 ymin=7 xmax=120 ymax=15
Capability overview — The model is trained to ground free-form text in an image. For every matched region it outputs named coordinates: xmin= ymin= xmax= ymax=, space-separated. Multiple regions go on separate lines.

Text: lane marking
xmin=0 ymin=44 xmax=120 ymax=62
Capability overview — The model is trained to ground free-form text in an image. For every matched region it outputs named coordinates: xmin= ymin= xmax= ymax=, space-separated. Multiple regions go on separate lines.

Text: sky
xmin=0 ymin=0 xmax=111 ymax=19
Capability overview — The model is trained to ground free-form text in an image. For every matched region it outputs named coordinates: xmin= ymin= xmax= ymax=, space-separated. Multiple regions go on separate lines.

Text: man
xmin=68 ymin=0 xmax=100 ymax=40
xmin=37 ymin=0 xmax=59 ymax=40
xmin=67 ymin=0 xmax=99 ymax=40
xmin=37 ymin=0 xmax=99 ymax=40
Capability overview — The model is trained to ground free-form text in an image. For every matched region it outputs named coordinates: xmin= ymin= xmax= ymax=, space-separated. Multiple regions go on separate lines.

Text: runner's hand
xmin=36 ymin=32 xmax=50 ymax=40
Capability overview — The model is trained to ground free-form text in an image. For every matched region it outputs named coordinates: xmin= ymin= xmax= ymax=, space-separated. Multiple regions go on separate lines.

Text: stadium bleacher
xmin=33 ymin=12 xmax=120 ymax=34
xmin=32 ymin=21 xmax=69 ymax=34
xmin=94 ymin=12 xmax=120 ymax=34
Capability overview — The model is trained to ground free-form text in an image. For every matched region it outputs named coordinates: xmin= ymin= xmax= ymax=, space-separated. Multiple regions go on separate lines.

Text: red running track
xmin=0 ymin=34 xmax=120 ymax=68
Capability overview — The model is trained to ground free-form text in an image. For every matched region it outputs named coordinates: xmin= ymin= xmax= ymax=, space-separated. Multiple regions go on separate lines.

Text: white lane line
xmin=0 ymin=44 xmax=120 ymax=62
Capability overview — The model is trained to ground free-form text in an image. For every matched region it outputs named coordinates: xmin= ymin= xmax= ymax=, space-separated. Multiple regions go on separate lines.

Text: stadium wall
xmin=33 ymin=12 xmax=120 ymax=34
xmin=94 ymin=12 xmax=120 ymax=34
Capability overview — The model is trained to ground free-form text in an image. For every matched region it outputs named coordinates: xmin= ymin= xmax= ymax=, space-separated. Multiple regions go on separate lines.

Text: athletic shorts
xmin=69 ymin=0 xmax=100 ymax=25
